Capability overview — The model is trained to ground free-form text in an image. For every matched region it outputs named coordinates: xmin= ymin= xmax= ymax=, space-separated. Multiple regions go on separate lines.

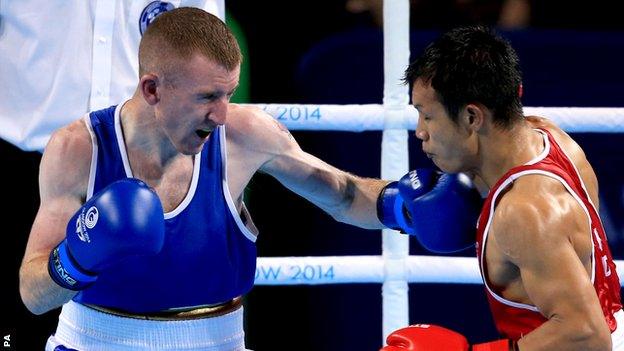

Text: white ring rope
xmin=248 ymin=104 xmax=624 ymax=133
xmin=255 ymin=256 xmax=624 ymax=286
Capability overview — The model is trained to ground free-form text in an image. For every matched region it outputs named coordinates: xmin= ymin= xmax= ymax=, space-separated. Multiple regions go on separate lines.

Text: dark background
xmin=3 ymin=1 xmax=624 ymax=350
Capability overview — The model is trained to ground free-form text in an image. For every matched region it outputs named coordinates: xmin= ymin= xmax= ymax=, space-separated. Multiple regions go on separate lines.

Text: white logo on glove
xmin=75 ymin=206 xmax=97 ymax=243
xmin=85 ymin=206 xmax=99 ymax=229
xmin=408 ymin=171 xmax=422 ymax=189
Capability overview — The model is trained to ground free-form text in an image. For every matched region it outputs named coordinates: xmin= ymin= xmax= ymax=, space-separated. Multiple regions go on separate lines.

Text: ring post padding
xmin=381 ymin=0 xmax=411 ymax=341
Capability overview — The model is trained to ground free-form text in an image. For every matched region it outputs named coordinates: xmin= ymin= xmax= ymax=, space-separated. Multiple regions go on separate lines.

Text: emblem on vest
xmin=139 ymin=1 xmax=175 ymax=35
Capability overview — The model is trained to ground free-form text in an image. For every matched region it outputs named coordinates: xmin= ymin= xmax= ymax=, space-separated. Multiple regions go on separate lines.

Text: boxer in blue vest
xmin=19 ymin=7 xmax=384 ymax=351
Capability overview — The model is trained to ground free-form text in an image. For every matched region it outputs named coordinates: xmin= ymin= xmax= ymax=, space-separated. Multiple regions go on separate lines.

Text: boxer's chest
xmin=132 ymin=155 xmax=195 ymax=213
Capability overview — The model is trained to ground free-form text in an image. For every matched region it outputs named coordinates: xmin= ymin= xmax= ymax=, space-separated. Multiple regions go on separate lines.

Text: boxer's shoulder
xmin=46 ymin=119 xmax=93 ymax=159
xmin=226 ymin=104 xmax=293 ymax=152
xmin=40 ymin=119 xmax=92 ymax=199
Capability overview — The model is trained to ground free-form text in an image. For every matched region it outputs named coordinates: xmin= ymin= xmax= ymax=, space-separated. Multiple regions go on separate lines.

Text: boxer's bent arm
xmin=19 ymin=121 xmax=91 ymax=314
xmin=491 ymin=186 xmax=611 ymax=350
xmin=20 ymin=197 xmax=82 ymax=314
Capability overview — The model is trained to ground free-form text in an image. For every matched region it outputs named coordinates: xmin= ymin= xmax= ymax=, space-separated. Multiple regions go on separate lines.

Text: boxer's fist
xmin=48 ymin=178 xmax=165 ymax=290
xmin=377 ymin=169 xmax=438 ymax=232
xmin=377 ymin=169 xmax=482 ymax=253
xmin=380 ymin=324 xmax=469 ymax=351
xmin=399 ymin=171 xmax=482 ymax=253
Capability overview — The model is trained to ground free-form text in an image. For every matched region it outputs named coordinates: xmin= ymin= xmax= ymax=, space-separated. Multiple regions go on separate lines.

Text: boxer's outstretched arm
xmin=262 ymin=139 xmax=387 ymax=229
xmin=491 ymin=177 xmax=611 ymax=350
xmin=19 ymin=120 xmax=92 ymax=314
xmin=236 ymin=107 xmax=387 ymax=229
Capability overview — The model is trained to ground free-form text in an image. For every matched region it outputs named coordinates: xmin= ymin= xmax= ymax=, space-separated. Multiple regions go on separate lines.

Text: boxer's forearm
xmin=517 ymin=317 xmax=611 ymax=351
xmin=19 ymin=255 xmax=77 ymax=315
xmin=328 ymin=175 xmax=387 ymax=229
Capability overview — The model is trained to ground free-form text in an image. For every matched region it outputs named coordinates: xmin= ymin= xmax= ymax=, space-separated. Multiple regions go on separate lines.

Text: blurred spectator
xmin=344 ymin=0 xmax=530 ymax=30
xmin=344 ymin=0 xmax=624 ymax=30
xmin=529 ymin=0 xmax=624 ymax=30
xmin=497 ymin=0 xmax=531 ymax=29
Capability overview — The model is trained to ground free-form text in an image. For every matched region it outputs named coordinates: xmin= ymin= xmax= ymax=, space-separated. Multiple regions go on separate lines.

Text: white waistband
xmin=51 ymin=301 xmax=245 ymax=350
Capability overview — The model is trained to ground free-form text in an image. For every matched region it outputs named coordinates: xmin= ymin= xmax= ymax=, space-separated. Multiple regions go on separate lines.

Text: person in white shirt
xmin=0 ymin=0 xmax=224 ymax=152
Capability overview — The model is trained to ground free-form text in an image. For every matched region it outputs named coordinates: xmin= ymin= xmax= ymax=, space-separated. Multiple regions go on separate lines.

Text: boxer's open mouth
xmin=196 ymin=129 xmax=211 ymax=139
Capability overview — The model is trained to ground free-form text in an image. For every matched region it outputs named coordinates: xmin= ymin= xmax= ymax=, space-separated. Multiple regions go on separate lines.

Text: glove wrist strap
xmin=48 ymin=241 xmax=97 ymax=291
xmin=376 ymin=182 xmax=401 ymax=230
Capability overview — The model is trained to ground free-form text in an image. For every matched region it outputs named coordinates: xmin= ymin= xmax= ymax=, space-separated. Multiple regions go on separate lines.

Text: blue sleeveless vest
xmin=73 ymin=104 xmax=257 ymax=313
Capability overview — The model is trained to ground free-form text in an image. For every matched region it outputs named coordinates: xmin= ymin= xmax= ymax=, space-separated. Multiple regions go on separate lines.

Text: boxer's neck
xmin=476 ymin=121 xmax=545 ymax=189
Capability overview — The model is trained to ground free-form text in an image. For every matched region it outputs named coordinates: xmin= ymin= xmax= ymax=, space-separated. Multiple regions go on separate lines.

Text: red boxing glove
xmin=380 ymin=324 xmax=469 ymax=351
xmin=380 ymin=325 xmax=516 ymax=351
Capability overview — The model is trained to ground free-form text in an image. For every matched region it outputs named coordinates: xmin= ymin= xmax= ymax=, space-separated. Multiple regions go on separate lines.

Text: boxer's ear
xmin=139 ymin=73 xmax=159 ymax=105
xmin=461 ymin=103 xmax=486 ymax=132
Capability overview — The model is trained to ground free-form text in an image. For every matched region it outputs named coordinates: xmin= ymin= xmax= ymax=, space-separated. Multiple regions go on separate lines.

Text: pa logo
xmin=139 ymin=1 xmax=175 ymax=35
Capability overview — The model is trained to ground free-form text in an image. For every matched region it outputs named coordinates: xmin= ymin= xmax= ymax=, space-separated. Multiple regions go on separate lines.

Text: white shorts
xmin=612 ymin=309 xmax=624 ymax=350
xmin=45 ymin=301 xmax=247 ymax=351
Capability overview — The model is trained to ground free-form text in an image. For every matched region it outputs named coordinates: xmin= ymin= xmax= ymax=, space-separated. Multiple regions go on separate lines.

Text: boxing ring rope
xmin=254 ymin=256 xmax=624 ymax=286
xmin=249 ymin=104 xmax=624 ymax=133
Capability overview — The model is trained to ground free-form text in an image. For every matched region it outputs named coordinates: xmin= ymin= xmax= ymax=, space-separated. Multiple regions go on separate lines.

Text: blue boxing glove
xmin=48 ymin=178 xmax=165 ymax=290
xmin=377 ymin=169 xmax=440 ymax=232
xmin=377 ymin=169 xmax=483 ymax=253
